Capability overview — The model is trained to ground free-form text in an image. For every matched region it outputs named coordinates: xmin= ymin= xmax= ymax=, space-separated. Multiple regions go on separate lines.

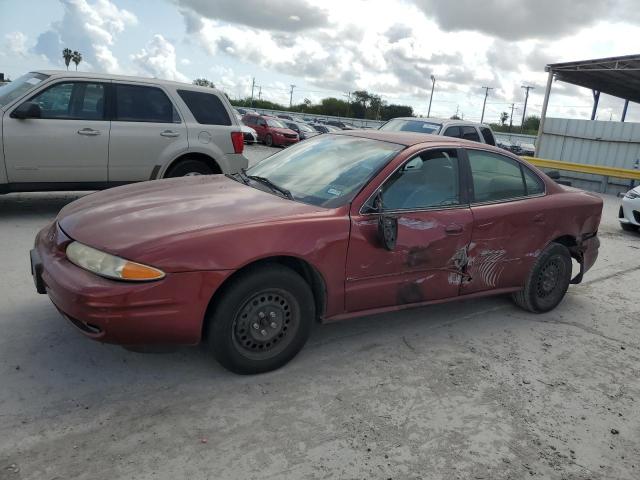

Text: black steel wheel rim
xmin=536 ymin=257 xmax=564 ymax=298
xmin=232 ymin=289 xmax=298 ymax=360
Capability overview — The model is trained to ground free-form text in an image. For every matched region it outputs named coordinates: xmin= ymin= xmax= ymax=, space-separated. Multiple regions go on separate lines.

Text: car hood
xmin=57 ymin=176 xmax=324 ymax=265
xmin=240 ymin=124 xmax=256 ymax=134
xmin=272 ymin=127 xmax=297 ymax=135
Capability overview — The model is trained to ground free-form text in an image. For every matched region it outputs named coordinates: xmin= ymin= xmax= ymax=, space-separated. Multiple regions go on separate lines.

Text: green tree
xmin=62 ymin=48 xmax=73 ymax=70
xmin=71 ymin=51 xmax=82 ymax=71
xmin=193 ymin=78 xmax=215 ymax=88
xmin=522 ymin=115 xmax=540 ymax=132
xmin=499 ymin=111 xmax=509 ymax=126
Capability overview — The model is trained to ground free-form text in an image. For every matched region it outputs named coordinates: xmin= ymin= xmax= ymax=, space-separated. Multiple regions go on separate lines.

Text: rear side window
xmin=115 ymin=84 xmax=180 ymax=123
xmin=523 ymin=167 xmax=545 ymax=195
xmin=480 ymin=127 xmax=496 ymax=146
xmin=462 ymin=126 xmax=481 ymax=142
xmin=177 ymin=90 xmax=231 ymax=126
xmin=468 ymin=150 xmax=526 ymax=202
xmin=443 ymin=126 xmax=461 ymax=138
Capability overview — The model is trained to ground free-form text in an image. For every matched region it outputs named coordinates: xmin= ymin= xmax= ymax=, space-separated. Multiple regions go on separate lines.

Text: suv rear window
xmin=480 ymin=127 xmax=496 ymax=146
xmin=178 ymin=90 xmax=231 ymax=126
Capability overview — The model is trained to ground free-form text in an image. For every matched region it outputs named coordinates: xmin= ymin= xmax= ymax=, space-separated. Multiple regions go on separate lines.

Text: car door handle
xmin=445 ymin=224 xmax=464 ymax=235
xmin=533 ymin=213 xmax=545 ymax=224
xmin=77 ymin=128 xmax=101 ymax=136
xmin=160 ymin=130 xmax=180 ymax=138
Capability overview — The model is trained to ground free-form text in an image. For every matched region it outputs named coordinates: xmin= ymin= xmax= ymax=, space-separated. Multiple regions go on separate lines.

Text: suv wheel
xmin=165 ymin=159 xmax=215 ymax=177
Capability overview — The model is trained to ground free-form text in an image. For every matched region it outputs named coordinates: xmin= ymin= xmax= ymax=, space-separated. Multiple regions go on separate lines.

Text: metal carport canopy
xmin=548 ymin=54 xmax=640 ymax=104
xmin=536 ymin=54 xmax=640 ymax=156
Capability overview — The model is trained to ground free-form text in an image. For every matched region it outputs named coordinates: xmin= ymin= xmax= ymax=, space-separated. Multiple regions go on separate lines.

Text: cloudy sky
xmin=1 ymin=0 xmax=640 ymax=123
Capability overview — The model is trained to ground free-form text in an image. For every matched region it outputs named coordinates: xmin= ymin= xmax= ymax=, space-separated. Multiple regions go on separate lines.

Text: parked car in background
xmin=234 ymin=112 xmax=258 ymax=144
xmin=0 ymin=71 xmax=247 ymax=194
xmin=283 ymin=121 xmax=320 ymax=140
xmin=236 ymin=107 xmax=258 ymax=115
xmin=242 ymin=113 xmax=299 ymax=147
xmin=310 ymin=123 xmax=341 ymax=134
xmin=326 ymin=120 xmax=356 ymax=130
xmin=619 ymin=185 xmax=640 ymax=232
xmin=380 ymin=117 xmax=496 ymax=146
xmin=31 ymin=131 xmax=602 ymax=374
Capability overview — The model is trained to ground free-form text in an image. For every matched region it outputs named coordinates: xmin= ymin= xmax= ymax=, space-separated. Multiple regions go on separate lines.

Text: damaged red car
xmin=31 ymin=131 xmax=602 ymax=374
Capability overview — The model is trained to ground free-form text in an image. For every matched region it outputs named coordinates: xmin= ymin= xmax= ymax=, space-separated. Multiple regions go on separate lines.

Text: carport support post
xmin=622 ymin=99 xmax=629 ymax=122
xmin=591 ymin=90 xmax=600 ymax=120
xmin=535 ymin=69 xmax=553 ymax=157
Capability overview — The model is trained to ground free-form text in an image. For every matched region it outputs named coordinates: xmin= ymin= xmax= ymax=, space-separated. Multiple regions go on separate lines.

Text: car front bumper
xmin=31 ymin=222 xmax=230 ymax=345
xmin=619 ymin=195 xmax=640 ymax=226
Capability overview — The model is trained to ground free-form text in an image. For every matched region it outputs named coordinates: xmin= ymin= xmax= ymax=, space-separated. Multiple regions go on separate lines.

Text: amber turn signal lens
xmin=121 ymin=262 xmax=165 ymax=281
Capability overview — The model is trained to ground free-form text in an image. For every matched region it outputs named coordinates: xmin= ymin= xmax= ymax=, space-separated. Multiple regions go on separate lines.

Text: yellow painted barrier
xmin=521 ymin=156 xmax=640 ymax=181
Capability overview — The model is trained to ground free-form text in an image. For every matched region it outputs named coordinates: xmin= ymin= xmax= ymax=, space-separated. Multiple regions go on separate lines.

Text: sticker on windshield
xmin=26 ymin=78 xmax=43 ymax=85
xmin=327 ymin=187 xmax=341 ymax=196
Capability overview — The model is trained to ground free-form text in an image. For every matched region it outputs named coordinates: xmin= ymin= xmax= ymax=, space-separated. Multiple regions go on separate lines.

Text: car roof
xmin=332 ymin=130 xmax=499 ymax=149
xmin=389 ymin=117 xmax=490 ymax=128
xmin=33 ymin=70 xmax=225 ymax=95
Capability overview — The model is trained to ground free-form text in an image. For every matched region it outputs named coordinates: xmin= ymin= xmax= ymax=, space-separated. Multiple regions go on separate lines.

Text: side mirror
xmin=373 ymin=190 xmax=398 ymax=251
xmin=12 ymin=102 xmax=41 ymax=119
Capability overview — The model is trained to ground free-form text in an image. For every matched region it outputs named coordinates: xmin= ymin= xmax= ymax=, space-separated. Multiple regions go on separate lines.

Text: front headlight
xmin=624 ymin=190 xmax=640 ymax=199
xmin=66 ymin=242 xmax=165 ymax=282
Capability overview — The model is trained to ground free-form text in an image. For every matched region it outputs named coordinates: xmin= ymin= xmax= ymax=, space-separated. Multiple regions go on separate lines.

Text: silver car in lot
xmin=379 ymin=117 xmax=497 ymax=146
xmin=0 ymin=71 xmax=248 ymax=194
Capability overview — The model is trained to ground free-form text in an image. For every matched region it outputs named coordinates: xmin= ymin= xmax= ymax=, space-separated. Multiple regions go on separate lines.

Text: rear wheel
xmin=621 ymin=222 xmax=638 ymax=232
xmin=265 ymin=134 xmax=274 ymax=147
xmin=207 ymin=265 xmax=314 ymax=374
xmin=512 ymin=242 xmax=572 ymax=313
xmin=165 ymin=159 xmax=214 ymax=177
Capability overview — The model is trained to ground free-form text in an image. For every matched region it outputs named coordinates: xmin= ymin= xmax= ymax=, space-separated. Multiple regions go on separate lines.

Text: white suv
xmin=0 ymin=71 xmax=248 ymax=194
xmin=379 ymin=117 xmax=497 ymax=145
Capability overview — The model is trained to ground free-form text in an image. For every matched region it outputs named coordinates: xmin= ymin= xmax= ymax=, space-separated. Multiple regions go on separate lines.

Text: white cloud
xmin=131 ymin=34 xmax=188 ymax=82
xmin=33 ymin=0 xmax=137 ymax=72
xmin=3 ymin=32 xmax=28 ymax=57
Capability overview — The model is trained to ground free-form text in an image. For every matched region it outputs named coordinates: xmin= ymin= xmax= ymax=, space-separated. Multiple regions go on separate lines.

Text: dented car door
xmin=345 ymin=148 xmax=473 ymax=312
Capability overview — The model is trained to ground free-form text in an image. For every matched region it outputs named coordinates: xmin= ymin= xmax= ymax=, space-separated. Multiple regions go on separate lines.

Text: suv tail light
xmin=231 ymin=131 xmax=244 ymax=154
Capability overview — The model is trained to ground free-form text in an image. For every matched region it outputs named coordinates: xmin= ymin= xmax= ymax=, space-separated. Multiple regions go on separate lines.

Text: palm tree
xmin=71 ymin=51 xmax=82 ymax=71
xmin=500 ymin=111 xmax=509 ymax=126
xmin=62 ymin=48 xmax=73 ymax=70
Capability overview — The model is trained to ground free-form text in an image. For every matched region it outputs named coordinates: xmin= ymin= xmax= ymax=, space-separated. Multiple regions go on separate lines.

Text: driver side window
xmin=381 ymin=149 xmax=461 ymax=211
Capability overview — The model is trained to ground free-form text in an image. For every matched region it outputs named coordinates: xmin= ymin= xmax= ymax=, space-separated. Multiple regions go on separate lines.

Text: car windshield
xmin=246 ymin=134 xmax=403 ymax=208
xmin=266 ymin=118 xmax=286 ymax=128
xmin=298 ymin=124 xmax=315 ymax=132
xmin=380 ymin=119 xmax=442 ymax=134
xmin=0 ymin=72 xmax=49 ymax=108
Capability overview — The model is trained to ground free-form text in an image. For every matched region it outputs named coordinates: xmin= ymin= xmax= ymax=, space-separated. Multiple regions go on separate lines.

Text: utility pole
xmin=521 ymin=85 xmax=534 ymax=132
xmin=509 ymin=103 xmax=516 ymax=132
xmin=289 ymin=84 xmax=295 ymax=109
xmin=427 ymin=75 xmax=436 ymax=117
xmin=250 ymin=77 xmax=255 ymax=107
xmin=480 ymin=86 xmax=493 ymax=124
xmin=257 ymin=85 xmax=262 ymax=100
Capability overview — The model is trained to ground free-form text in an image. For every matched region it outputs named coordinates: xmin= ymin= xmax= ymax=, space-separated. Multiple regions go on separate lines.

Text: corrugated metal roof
xmin=547 ymin=54 xmax=640 ymax=103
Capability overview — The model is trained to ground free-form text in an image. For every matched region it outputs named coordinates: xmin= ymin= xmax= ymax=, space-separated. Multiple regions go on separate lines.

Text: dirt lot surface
xmin=1 ymin=145 xmax=639 ymax=479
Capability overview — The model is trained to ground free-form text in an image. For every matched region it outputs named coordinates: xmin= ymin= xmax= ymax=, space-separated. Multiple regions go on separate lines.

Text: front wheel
xmin=621 ymin=222 xmax=638 ymax=232
xmin=512 ymin=242 xmax=572 ymax=313
xmin=207 ymin=265 xmax=315 ymax=374
xmin=264 ymin=134 xmax=274 ymax=147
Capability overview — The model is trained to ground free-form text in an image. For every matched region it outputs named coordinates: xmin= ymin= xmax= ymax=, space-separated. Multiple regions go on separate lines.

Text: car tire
xmin=512 ymin=242 xmax=572 ymax=313
xmin=620 ymin=222 xmax=638 ymax=232
xmin=265 ymin=134 xmax=274 ymax=147
xmin=165 ymin=159 xmax=214 ymax=177
xmin=207 ymin=264 xmax=315 ymax=374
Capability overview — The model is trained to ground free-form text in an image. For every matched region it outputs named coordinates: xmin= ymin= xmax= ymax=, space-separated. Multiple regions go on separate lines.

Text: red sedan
xmin=241 ymin=113 xmax=299 ymax=147
xmin=31 ymin=132 xmax=602 ymax=374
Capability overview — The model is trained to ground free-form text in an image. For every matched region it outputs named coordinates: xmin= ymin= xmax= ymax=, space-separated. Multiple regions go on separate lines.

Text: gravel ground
xmin=1 ymin=145 xmax=639 ymax=479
